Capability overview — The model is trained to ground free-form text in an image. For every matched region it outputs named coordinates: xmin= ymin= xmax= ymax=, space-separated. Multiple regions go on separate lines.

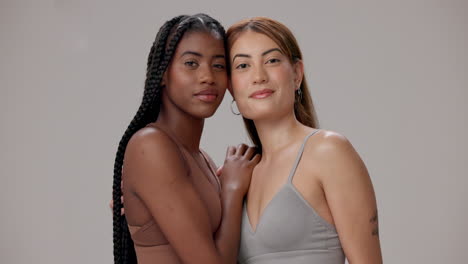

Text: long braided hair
xmin=112 ymin=14 xmax=226 ymax=264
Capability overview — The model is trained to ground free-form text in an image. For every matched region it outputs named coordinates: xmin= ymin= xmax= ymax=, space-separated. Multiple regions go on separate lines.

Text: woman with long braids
xmin=112 ymin=14 xmax=259 ymax=264
xmin=226 ymin=17 xmax=383 ymax=264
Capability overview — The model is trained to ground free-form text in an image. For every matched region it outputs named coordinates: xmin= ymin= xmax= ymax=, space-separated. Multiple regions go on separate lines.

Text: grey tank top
xmin=238 ymin=130 xmax=345 ymax=264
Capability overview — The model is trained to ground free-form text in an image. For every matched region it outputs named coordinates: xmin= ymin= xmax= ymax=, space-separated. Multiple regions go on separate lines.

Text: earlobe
xmin=294 ymin=60 xmax=304 ymax=89
xmin=161 ymin=71 xmax=168 ymax=86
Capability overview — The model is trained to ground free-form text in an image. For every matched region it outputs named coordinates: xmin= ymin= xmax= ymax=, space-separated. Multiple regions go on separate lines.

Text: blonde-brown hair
xmin=227 ymin=17 xmax=319 ymax=152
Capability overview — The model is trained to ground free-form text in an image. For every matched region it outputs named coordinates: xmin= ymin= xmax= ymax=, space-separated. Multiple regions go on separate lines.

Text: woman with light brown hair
xmin=111 ymin=14 xmax=382 ymax=264
xmin=226 ymin=17 xmax=382 ymax=264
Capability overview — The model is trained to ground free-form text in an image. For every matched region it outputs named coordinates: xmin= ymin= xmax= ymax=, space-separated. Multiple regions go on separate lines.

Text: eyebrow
xmin=262 ymin=48 xmax=282 ymax=56
xmin=181 ymin=51 xmax=225 ymax=59
xmin=232 ymin=48 xmax=283 ymax=62
xmin=181 ymin=51 xmax=202 ymax=57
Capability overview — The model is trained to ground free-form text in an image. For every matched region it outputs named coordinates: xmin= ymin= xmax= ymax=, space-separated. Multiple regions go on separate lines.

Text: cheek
xmin=216 ymin=72 xmax=228 ymax=89
xmin=167 ymin=68 xmax=194 ymax=91
xmin=177 ymin=71 xmax=194 ymax=86
xmin=271 ymin=66 xmax=295 ymax=88
xmin=164 ymin=75 xmax=193 ymax=106
xmin=271 ymin=68 xmax=297 ymax=101
xmin=230 ymin=74 xmax=249 ymax=98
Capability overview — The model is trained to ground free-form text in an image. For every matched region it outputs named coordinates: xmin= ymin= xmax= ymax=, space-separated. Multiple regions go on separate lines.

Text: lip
xmin=194 ymin=88 xmax=219 ymax=103
xmin=249 ymin=89 xmax=274 ymax=99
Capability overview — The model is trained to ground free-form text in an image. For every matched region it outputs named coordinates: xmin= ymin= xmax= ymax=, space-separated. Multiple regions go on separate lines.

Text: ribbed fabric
xmin=238 ymin=130 xmax=345 ymax=264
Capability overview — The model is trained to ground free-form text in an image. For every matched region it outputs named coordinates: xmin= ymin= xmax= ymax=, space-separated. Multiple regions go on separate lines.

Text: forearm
xmin=214 ymin=189 xmax=244 ymax=264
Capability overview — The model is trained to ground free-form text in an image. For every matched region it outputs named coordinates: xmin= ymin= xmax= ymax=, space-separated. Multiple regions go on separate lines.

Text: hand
xmin=216 ymin=165 xmax=223 ymax=177
xmin=219 ymin=144 xmax=261 ymax=195
xmin=109 ymin=180 xmax=125 ymax=215
xmin=109 ymin=197 xmax=125 ymax=215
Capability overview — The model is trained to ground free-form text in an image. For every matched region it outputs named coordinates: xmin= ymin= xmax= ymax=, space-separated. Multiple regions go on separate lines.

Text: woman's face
xmin=163 ymin=31 xmax=228 ymax=119
xmin=229 ymin=31 xmax=302 ymax=121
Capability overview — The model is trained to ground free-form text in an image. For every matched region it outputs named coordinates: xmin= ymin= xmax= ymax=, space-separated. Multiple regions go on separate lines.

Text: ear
xmin=161 ymin=70 xmax=168 ymax=87
xmin=293 ymin=59 xmax=304 ymax=90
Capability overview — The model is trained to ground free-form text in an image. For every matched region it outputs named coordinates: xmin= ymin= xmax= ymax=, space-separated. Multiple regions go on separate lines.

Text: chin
xmin=192 ymin=106 xmax=219 ymax=119
xmin=240 ymin=103 xmax=275 ymax=120
xmin=241 ymin=110 xmax=271 ymax=121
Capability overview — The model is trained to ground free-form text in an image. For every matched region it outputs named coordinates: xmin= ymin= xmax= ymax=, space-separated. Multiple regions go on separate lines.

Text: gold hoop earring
xmin=230 ymin=99 xmax=241 ymax=115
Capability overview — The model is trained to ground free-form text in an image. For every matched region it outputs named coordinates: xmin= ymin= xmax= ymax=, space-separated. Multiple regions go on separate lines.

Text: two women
xmin=112 ymin=14 xmax=382 ymax=264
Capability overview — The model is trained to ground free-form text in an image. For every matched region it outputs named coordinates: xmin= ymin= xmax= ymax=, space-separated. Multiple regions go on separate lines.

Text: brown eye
xmin=213 ymin=63 xmax=226 ymax=70
xmin=266 ymin=58 xmax=280 ymax=64
xmin=235 ymin=63 xmax=249 ymax=69
xmin=184 ymin=61 xmax=199 ymax=68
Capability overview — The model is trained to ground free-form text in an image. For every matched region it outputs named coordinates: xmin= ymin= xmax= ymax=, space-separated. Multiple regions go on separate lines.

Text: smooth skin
xmin=122 ymin=31 xmax=260 ymax=264
xmin=229 ymin=30 xmax=382 ymax=263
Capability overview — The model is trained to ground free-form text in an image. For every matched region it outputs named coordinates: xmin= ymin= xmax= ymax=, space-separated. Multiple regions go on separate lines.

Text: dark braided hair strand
xmin=112 ymin=14 xmax=226 ymax=264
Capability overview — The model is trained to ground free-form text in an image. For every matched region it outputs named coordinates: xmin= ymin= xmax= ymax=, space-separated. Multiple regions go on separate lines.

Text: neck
xmin=156 ymin=102 xmax=204 ymax=154
xmin=254 ymin=112 xmax=305 ymax=161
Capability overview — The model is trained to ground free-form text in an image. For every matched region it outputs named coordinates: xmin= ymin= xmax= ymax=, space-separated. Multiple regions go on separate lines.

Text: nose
xmin=199 ymin=64 xmax=215 ymax=85
xmin=253 ymin=65 xmax=268 ymax=85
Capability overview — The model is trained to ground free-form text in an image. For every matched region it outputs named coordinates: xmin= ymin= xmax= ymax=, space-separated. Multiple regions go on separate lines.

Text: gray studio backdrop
xmin=1 ymin=0 xmax=467 ymax=263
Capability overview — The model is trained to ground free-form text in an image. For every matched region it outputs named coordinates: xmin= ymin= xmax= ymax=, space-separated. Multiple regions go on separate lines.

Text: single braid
xmin=142 ymin=15 xmax=187 ymax=123
xmin=112 ymin=14 xmax=226 ymax=264
xmin=112 ymin=16 xmax=184 ymax=264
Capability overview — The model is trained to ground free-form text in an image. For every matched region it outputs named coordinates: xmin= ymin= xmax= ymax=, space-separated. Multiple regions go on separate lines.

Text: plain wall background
xmin=1 ymin=0 xmax=467 ymax=263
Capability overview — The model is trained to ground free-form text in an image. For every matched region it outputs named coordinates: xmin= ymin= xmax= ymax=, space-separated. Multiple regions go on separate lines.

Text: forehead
xmin=175 ymin=31 xmax=225 ymax=53
xmin=230 ymin=31 xmax=279 ymax=54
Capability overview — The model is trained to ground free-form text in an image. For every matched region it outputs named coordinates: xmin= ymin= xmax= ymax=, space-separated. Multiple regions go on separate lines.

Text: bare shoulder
xmin=306 ymin=129 xmax=356 ymax=157
xmin=126 ymin=126 xmax=179 ymax=157
xmin=124 ymin=126 xmax=188 ymax=181
xmin=304 ymin=129 xmax=367 ymax=180
xmin=305 ymin=130 xmax=381 ymax=263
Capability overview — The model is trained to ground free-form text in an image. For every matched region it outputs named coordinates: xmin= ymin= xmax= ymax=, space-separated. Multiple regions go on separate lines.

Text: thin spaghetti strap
xmin=287 ymin=129 xmax=320 ymax=183
xmin=199 ymin=149 xmax=222 ymax=192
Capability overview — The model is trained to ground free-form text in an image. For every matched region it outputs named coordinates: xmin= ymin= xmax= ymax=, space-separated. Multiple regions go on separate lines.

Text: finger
xmin=249 ymin=154 xmax=261 ymax=165
xmin=121 ymin=207 xmax=125 ymax=216
xmin=235 ymin=143 xmax=248 ymax=156
xmin=226 ymin=146 xmax=235 ymax=158
xmin=109 ymin=199 xmax=114 ymax=210
xmin=216 ymin=165 xmax=223 ymax=176
xmin=229 ymin=146 xmax=236 ymax=156
xmin=243 ymin=146 xmax=256 ymax=160
xmin=121 ymin=195 xmax=124 ymax=204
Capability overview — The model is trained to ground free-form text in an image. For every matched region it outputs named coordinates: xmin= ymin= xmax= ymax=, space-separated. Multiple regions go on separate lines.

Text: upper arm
xmin=123 ymin=128 xmax=222 ymax=264
xmin=314 ymin=132 xmax=382 ymax=263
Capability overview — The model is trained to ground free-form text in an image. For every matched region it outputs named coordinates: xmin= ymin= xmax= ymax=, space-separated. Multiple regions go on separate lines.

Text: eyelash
xmin=213 ymin=64 xmax=225 ymax=69
xmin=184 ymin=61 xmax=225 ymax=70
xmin=184 ymin=61 xmax=199 ymax=67
xmin=235 ymin=58 xmax=281 ymax=69
xmin=235 ymin=63 xmax=248 ymax=69
xmin=267 ymin=58 xmax=280 ymax=64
